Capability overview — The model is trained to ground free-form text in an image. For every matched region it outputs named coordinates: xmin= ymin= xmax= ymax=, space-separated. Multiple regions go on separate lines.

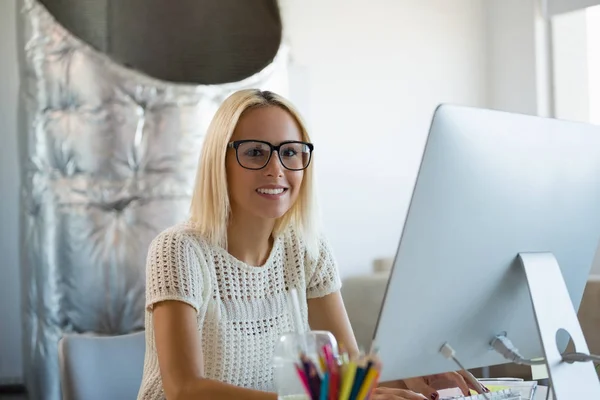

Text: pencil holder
xmin=273 ymin=330 xmax=338 ymax=400
xmin=273 ymin=331 xmax=383 ymax=400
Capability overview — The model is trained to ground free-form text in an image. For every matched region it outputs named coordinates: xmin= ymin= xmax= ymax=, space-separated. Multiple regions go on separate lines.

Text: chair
xmin=58 ymin=330 xmax=146 ymax=400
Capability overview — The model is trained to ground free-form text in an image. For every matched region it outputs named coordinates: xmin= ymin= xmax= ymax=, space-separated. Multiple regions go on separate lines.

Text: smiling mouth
xmin=256 ymin=188 xmax=288 ymax=195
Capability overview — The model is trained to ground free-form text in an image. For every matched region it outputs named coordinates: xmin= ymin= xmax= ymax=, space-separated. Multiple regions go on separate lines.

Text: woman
xmin=137 ymin=89 xmax=478 ymax=400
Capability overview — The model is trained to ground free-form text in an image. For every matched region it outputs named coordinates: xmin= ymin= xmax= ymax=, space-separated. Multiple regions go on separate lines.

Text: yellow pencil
xmin=356 ymin=367 xmax=379 ymax=400
xmin=339 ymin=361 xmax=357 ymax=400
xmin=318 ymin=355 xmax=326 ymax=374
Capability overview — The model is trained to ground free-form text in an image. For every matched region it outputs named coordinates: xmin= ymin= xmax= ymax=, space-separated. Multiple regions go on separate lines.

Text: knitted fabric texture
xmin=137 ymin=222 xmax=342 ymax=399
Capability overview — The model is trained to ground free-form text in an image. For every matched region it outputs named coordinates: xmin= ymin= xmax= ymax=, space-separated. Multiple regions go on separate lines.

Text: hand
xmin=402 ymin=370 xmax=486 ymax=399
xmin=380 ymin=370 xmax=486 ymax=400
xmin=371 ymin=386 xmax=428 ymax=399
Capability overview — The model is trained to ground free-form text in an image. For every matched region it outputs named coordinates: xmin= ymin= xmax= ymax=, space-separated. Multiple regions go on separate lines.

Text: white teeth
xmin=257 ymin=188 xmax=285 ymax=195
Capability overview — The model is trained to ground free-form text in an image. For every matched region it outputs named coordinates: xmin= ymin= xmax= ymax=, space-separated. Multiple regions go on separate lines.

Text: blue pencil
xmin=319 ymin=372 xmax=329 ymax=400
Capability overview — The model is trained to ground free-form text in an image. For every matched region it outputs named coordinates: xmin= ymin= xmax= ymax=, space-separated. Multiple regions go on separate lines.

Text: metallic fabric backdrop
xmin=18 ymin=0 xmax=289 ymax=398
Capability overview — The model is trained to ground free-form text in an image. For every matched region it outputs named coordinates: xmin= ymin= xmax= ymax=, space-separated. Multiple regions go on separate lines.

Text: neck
xmin=227 ymin=212 xmax=276 ymax=267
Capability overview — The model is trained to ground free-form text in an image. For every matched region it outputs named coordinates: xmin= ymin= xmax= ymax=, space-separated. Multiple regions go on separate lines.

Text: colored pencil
xmin=290 ymin=341 xmax=381 ymax=400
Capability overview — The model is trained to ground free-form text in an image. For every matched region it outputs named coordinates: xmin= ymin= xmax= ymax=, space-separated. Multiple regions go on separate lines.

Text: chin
xmin=250 ymin=201 xmax=292 ymax=219
xmin=250 ymin=197 xmax=295 ymax=220
xmin=256 ymin=208 xmax=290 ymax=220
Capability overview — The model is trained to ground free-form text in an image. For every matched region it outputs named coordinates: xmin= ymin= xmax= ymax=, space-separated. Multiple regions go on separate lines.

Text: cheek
xmin=226 ymin=160 xmax=252 ymax=200
xmin=289 ymin=172 xmax=304 ymax=193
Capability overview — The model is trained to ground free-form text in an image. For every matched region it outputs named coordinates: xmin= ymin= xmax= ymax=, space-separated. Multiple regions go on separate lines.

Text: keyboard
xmin=444 ymin=389 xmax=521 ymax=400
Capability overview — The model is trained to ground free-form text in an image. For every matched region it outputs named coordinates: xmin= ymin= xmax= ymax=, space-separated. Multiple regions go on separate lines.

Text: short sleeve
xmin=145 ymin=228 xmax=202 ymax=313
xmin=306 ymin=235 xmax=343 ymax=299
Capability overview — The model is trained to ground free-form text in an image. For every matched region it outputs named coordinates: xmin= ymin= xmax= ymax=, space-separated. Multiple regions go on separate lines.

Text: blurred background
xmin=0 ymin=0 xmax=599 ymax=398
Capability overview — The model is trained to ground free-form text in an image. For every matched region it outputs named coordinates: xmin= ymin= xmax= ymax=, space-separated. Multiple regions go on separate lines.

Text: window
xmin=548 ymin=2 xmax=600 ymax=124
xmin=587 ymin=6 xmax=600 ymax=124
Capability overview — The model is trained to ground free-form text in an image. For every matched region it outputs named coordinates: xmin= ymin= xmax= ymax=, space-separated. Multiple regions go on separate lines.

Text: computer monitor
xmin=372 ymin=105 xmax=600 ymax=385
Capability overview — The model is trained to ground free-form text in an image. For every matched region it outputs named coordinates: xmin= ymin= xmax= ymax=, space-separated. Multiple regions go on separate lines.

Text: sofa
xmin=341 ymin=258 xmax=600 ymax=380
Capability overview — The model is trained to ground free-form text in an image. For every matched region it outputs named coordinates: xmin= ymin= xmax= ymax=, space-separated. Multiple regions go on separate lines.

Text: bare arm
xmin=307 ymin=291 xmax=360 ymax=358
xmin=307 ymin=292 xmax=408 ymax=389
xmin=153 ymin=300 xmax=277 ymax=400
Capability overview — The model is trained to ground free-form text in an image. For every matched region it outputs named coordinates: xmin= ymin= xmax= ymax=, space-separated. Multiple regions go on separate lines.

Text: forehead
xmin=231 ymin=106 xmax=303 ymax=143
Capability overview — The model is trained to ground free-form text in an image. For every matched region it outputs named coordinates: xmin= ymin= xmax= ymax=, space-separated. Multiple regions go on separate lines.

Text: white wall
xmin=587 ymin=6 xmax=600 ymax=124
xmin=552 ymin=9 xmax=590 ymax=123
xmin=484 ymin=0 xmax=540 ymax=115
xmin=0 ymin=0 xmax=23 ymax=385
xmin=281 ymin=0 xmax=488 ymax=276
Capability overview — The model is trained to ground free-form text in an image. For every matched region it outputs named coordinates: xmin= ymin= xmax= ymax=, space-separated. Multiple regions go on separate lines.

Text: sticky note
xmin=531 ymin=358 xmax=549 ymax=380
xmin=485 ymin=385 xmax=510 ymax=392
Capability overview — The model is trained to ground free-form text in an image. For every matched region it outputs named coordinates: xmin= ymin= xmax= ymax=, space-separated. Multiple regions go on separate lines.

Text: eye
xmin=281 ymin=148 xmax=298 ymax=158
xmin=244 ymin=148 xmax=266 ymax=157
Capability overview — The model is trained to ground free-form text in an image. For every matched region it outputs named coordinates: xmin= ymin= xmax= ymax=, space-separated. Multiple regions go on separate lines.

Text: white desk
xmin=534 ymin=386 xmax=551 ymax=400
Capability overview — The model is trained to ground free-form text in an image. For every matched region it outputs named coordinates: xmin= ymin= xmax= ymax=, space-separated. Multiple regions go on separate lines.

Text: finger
xmin=373 ymin=386 xmax=428 ymax=399
xmin=400 ymin=378 xmax=438 ymax=399
xmin=425 ymin=371 xmax=470 ymax=395
xmin=457 ymin=370 xmax=487 ymax=394
xmin=445 ymin=371 xmax=471 ymax=395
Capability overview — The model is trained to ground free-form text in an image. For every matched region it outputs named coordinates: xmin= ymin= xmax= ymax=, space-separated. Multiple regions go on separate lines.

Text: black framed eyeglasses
xmin=227 ymin=140 xmax=314 ymax=171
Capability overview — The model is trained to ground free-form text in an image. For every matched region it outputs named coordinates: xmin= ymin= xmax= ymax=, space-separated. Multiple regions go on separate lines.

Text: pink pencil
xmin=295 ymin=364 xmax=312 ymax=397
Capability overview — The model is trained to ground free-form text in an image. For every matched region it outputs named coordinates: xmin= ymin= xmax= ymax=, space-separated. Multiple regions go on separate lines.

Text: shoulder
xmin=149 ymin=221 xmax=209 ymax=250
xmin=145 ymin=222 xmax=210 ymax=311
xmin=146 ymin=221 xmax=214 ymax=267
xmin=282 ymin=227 xmax=341 ymax=298
xmin=280 ymin=226 xmax=334 ymax=265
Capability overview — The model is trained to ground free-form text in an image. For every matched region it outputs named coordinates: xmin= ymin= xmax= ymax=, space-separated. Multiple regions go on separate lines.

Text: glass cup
xmin=273 ymin=330 xmax=338 ymax=400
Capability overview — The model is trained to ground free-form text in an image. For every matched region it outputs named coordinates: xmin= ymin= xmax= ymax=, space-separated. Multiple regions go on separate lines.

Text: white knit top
xmin=137 ymin=222 xmax=342 ymax=399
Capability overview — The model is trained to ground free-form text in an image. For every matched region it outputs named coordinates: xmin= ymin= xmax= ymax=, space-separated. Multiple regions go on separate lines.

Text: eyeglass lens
xmin=237 ymin=141 xmax=311 ymax=170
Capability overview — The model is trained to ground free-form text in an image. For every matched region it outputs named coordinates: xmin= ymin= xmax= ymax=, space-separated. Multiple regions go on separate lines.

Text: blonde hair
xmin=189 ymin=89 xmax=320 ymax=258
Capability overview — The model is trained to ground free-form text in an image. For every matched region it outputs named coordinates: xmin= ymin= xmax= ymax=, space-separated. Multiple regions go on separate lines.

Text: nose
xmin=264 ymin=151 xmax=284 ymax=177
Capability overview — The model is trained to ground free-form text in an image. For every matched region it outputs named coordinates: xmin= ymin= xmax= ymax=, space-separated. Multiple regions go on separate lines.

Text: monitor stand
xmin=519 ymin=252 xmax=600 ymax=399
